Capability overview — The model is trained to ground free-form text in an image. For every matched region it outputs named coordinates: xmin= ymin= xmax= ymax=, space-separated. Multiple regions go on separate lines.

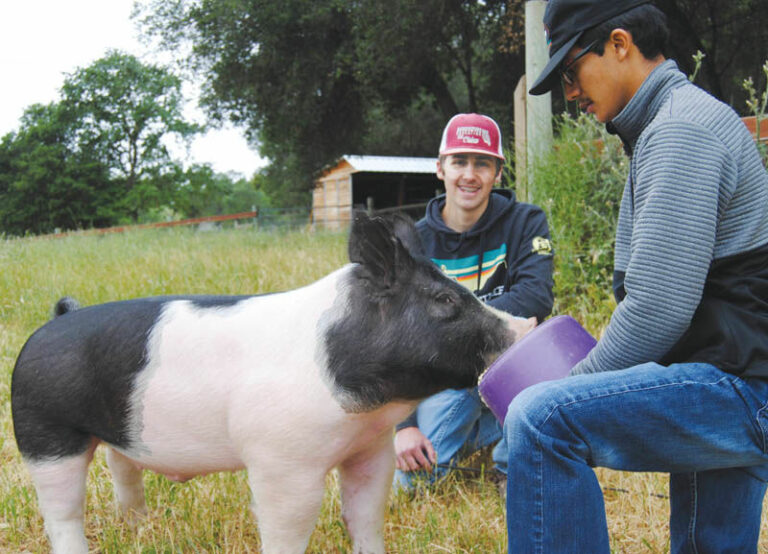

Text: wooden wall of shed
xmin=312 ymin=162 xmax=354 ymax=230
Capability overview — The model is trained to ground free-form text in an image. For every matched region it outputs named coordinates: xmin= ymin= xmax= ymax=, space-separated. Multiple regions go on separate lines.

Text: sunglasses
xmin=560 ymin=40 xmax=597 ymax=86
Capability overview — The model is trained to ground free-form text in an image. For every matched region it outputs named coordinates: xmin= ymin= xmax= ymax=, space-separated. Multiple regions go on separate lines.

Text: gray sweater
xmin=571 ymin=60 xmax=768 ymax=375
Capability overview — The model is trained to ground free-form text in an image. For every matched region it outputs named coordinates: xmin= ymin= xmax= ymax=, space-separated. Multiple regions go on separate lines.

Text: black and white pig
xmin=11 ymin=212 xmax=531 ymax=554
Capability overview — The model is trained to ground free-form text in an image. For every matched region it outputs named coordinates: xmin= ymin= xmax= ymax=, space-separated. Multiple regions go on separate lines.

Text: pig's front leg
xmin=247 ymin=463 xmax=327 ymax=554
xmin=339 ymin=432 xmax=395 ymax=554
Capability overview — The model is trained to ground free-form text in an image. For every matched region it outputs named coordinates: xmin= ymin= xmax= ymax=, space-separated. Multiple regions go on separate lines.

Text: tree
xmin=655 ymin=0 xmax=768 ymax=106
xmin=0 ymin=51 xmax=202 ymax=235
xmin=137 ymin=0 xmax=525 ymax=202
xmin=172 ymin=164 xmax=270 ymax=218
xmin=0 ymin=103 xmax=117 ymax=235
xmin=138 ymin=0 xmax=767 ymax=203
xmin=61 ymin=51 xmax=201 ymax=218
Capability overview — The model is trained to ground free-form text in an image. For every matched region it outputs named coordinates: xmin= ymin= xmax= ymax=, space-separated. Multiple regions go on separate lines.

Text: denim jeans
xmin=503 ymin=362 xmax=768 ymax=553
xmin=393 ymin=387 xmax=507 ymax=489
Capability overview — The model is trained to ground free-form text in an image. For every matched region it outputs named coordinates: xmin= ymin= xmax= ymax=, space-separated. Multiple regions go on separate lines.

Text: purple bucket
xmin=478 ymin=315 xmax=597 ymax=423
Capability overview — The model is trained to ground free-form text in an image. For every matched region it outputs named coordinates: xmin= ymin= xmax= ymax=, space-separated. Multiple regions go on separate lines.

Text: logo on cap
xmin=456 ymin=126 xmax=491 ymax=147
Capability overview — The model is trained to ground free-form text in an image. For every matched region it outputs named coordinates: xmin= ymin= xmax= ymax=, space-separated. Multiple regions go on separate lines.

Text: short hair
xmin=577 ymin=3 xmax=669 ymax=60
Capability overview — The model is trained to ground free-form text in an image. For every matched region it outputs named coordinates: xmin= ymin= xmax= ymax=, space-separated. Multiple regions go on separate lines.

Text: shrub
xmin=528 ymin=113 xmax=628 ymax=334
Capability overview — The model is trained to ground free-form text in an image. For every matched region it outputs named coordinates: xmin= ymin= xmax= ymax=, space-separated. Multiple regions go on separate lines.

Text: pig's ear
xmin=348 ymin=212 xmax=415 ymax=294
xmin=389 ymin=212 xmax=425 ymax=257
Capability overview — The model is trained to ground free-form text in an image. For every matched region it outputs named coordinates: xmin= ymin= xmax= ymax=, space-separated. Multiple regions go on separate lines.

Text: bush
xmin=528 ymin=114 xmax=628 ymax=334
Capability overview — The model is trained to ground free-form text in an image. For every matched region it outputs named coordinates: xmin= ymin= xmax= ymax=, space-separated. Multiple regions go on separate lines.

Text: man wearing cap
xmin=393 ymin=113 xmax=554 ymax=490
xmin=504 ymin=0 xmax=768 ymax=551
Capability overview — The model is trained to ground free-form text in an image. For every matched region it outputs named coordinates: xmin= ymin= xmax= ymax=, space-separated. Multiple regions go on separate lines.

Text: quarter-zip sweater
xmin=571 ymin=60 xmax=768 ymax=377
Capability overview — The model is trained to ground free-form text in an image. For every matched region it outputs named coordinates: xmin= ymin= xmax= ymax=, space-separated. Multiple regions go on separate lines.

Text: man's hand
xmin=511 ymin=316 xmax=537 ymax=341
xmin=394 ymin=426 xmax=437 ymax=472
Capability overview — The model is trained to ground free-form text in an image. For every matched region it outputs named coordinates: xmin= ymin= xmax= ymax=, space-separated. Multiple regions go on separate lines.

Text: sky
xmin=0 ymin=0 xmax=267 ymax=177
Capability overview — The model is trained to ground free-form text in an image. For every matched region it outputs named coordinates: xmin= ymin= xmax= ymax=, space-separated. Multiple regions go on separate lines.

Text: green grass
xmin=2 ymin=225 xmax=768 ymax=553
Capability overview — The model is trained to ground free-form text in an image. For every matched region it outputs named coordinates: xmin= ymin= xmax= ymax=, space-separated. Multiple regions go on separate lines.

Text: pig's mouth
xmin=483 ymin=352 xmax=499 ymax=368
xmin=480 ymin=348 xmax=506 ymax=376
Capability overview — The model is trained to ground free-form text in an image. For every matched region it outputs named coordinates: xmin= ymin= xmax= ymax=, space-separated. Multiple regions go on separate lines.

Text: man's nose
xmin=564 ymin=79 xmax=580 ymax=102
xmin=461 ymin=163 xmax=478 ymax=180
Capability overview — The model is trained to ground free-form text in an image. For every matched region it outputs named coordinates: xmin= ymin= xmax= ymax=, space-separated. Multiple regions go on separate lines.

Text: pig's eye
xmin=428 ymin=291 xmax=460 ymax=319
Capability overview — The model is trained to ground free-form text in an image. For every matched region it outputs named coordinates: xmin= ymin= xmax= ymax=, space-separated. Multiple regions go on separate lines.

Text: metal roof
xmin=341 ymin=155 xmax=437 ymax=174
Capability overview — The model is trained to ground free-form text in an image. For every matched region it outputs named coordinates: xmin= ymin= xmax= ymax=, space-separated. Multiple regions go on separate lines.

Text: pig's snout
xmin=482 ymin=313 xmax=537 ymax=368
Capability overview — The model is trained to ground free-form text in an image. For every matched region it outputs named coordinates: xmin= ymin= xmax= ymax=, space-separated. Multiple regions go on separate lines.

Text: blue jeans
xmin=503 ymin=362 xmax=768 ymax=553
xmin=394 ymin=387 xmax=507 ymax=489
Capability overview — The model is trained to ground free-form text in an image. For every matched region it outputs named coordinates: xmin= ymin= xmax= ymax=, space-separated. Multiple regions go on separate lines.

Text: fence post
xmin=514 ymin=75 xmax=528 ymax=202
xmin=524 ymin=0 xmax=553 ymax=201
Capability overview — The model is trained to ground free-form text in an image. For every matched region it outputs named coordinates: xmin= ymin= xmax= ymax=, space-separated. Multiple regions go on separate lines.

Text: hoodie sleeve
xmin=396 ymin=413 xmax=418 ymax=431
xmin=486 ymin=207 xmax=554 ymax=322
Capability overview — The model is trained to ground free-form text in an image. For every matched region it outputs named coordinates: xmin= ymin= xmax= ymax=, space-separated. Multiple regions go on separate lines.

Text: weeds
xmin=529 ymin=112 xmax=627 ymax=335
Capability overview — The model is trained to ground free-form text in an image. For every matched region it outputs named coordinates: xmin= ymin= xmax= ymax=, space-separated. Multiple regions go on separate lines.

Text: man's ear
xmin=436 ymin=158 xmax=445 ymax=181
xmin=609 ymin=28 xmax=632 ymax=61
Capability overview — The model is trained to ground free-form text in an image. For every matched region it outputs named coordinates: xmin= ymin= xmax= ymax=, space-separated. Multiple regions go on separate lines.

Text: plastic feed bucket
xmin=478 ymin=315 xmax=596 ymax=423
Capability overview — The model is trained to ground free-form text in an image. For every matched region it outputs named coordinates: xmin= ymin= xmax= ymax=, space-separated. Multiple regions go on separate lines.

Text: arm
xmin=487 ymin=208 xmax=554 ymax=322
xmin=572 ymin=121 xmax=735 ymax=374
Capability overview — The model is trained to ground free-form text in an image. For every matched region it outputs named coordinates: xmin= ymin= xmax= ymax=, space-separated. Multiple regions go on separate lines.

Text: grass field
xmin=1 ymin=225 xmax=766 ymax=553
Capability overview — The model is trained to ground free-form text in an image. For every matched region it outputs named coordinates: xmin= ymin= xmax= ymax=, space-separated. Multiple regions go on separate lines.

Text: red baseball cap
xmin=438 ymin=113 xmax=505 ymax=161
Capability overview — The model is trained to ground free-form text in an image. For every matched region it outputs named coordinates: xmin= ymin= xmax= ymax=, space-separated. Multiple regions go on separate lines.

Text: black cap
xmin=529 ymin=0 xmax=652 ymax=96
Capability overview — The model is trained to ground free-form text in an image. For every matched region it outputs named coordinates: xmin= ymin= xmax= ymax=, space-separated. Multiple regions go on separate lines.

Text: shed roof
xmin=321 ymin=155 xmax=437 ymax=177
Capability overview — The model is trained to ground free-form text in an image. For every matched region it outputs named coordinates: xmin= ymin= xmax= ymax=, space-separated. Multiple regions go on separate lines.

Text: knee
xmin=502 ymin=381 xmax=558 ymax=448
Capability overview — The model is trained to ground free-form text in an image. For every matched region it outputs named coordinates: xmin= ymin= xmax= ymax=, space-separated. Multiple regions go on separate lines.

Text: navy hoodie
xmin=416 ymin=188 xmax=554 ymax=322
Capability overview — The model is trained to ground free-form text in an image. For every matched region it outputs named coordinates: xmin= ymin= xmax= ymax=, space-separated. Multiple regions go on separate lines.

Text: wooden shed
xmin=312 ymin=155 xmax=442 ymax=230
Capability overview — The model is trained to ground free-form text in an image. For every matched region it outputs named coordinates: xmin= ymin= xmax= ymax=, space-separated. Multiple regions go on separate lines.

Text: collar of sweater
xmin=606 ymin=59 xmax=689 ymax=153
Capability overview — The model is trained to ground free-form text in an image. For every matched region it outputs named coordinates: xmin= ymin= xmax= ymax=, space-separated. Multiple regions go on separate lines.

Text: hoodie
xmin=416 ymin=188 xmax=554 ymax=322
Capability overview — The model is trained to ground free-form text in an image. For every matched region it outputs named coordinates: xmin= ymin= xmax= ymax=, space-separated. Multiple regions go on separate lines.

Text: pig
xmin=11 ymin=212 xmax=527 ymax=554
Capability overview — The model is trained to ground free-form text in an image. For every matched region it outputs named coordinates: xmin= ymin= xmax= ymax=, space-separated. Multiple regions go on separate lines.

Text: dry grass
xmin=2 ymin=225 xmax=768 ymax=553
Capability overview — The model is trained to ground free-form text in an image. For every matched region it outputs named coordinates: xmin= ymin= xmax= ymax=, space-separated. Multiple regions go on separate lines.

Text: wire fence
xmin=31 ymin=204 xmax=438 ymax=240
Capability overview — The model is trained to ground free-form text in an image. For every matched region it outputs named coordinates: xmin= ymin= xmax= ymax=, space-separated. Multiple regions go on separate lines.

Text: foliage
xmin=655 ymin=0 xmax=768 ymax=107
xmin=138 ymin=0 xmax=767 ymax=203
xmin=529 ymin=114 xmax=628 ymax=333
xmin=60 ymin=51 xmax=202 ymax=219
xmin=136 ymin=0 xmax=526 ymax=202
xmin=0 ymin=51 xmax=276 ymax=235
xmin=172 ymin=165 xmax=271 ymax=218
xmin=0 ymin=103 xmax=118 ymax=235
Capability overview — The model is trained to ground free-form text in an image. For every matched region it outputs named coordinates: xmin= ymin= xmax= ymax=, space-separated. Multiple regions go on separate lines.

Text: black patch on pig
xmin=12 ymin=295 xmax=253 ymax=461
xmin=324 ymin=213 xmax=512 ymax=412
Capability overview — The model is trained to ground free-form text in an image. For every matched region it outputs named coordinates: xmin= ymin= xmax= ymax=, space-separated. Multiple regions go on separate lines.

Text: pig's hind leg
xmin=338 ymin=432 xmax=394 ymax=554
xmin=26 ymin=440 xmax=97 ymax=554
xmin=106 ymin=447 xmax=147 ymax=523
xmin=247 ymin=465 xmax=327 ymax=553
